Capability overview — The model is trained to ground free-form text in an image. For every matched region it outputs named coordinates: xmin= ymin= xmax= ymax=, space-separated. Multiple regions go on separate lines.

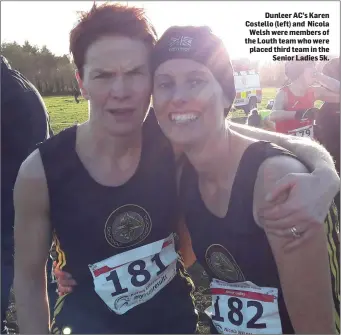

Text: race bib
xmin=89 ymin=234 xmax=178 ymax=315
xmin=288 ymin=124 xmax=314 ymax=138
xmin=205 ymin=279 xmax=282 ymax=334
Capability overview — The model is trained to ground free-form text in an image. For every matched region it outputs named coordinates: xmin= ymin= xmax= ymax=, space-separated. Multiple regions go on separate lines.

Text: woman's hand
xmin=258 ymin=168 xmax=339 ymax=251
xmin=53 ymin=262 xmax=77 ymax=296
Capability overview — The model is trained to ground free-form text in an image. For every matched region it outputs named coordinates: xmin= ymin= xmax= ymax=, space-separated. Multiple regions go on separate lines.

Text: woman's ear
xmin=75 ymin=70 xmax=90 ymax=100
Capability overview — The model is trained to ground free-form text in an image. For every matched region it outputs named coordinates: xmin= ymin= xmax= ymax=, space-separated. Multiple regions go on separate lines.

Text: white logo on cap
xmin=169 ymin=36 xmax=193 ymax=52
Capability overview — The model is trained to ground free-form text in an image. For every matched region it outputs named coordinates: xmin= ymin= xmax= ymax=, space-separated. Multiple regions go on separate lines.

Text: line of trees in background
xmin=1 ymin=41 xmax=334 ymax=96
xmin=1 ymin=41 xmax=78 ymax=96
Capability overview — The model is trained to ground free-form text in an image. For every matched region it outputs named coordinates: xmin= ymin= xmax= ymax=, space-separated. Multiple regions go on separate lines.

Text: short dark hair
xmin=70 ymin=3 xmax=158 ymax=78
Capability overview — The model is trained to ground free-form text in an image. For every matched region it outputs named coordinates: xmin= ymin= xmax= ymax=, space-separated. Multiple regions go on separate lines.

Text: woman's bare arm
xmin=253 ymin=155 xmax=336 ymax=334
xmin=228 ymin=121 xmax=337 ymax=171
xmin=14 ymin=150 xmax=51 ymax=334
xmin=229 ymin=121 xmax=340 ymax=222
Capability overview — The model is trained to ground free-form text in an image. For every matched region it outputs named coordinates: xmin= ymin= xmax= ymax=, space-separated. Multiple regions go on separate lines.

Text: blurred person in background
xmin=247 ymin=108 xmax=262 ymax=128
xmin=269 ymin=58 xmax=339 ymax=134
xmin=1 ymin=56 xmax=55 ymax=333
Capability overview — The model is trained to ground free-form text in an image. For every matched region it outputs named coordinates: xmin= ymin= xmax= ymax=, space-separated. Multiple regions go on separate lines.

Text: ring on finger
xmin=289 ymin=226 xmax=301 ymax=238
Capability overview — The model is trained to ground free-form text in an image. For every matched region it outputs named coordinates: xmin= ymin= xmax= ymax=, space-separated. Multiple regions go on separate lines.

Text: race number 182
xmin=212 ymin=295 xmax=266 ymax=329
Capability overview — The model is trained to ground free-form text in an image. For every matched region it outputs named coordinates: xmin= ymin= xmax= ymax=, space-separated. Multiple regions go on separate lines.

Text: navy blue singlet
xmin=180 ymin=141 xmax=300 ymax=334
xmin=39 ymin=112 xmax=197 ymax=334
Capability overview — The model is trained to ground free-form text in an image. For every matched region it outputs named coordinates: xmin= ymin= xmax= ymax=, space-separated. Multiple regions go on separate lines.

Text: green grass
xmin=44 ymin=87 xmax=324 ymax=134
xmin=44 ymin=88 xmax=280 ymax=134
xmin=44 ymin=96 xmax=89 ymax=134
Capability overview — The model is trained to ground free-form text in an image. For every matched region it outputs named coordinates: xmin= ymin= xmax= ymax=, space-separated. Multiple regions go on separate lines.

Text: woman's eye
xmin=158 ymin=82 xmax=173 ymax=89
xmin=190 ymin=79 xmax=205 ymax=87
xmin=95 ymin=73 xmax=112 ymax=79
xmin=127 ymin=70 xmax=142 ymax=76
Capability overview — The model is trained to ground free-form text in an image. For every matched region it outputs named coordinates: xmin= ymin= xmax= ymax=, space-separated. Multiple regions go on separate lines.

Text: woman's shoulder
xmin=232 ymin=134 xmax=298 ymax=172
xmin=254 ymin=153 xmax=309 ymax=202
xmin=252 ymin=153 xmax=309 ymax=228
xmin=260 ymin=153 xmax=308 ymax=176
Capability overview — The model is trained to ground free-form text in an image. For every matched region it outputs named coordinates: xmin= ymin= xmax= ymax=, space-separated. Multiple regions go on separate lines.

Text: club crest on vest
xmin=205 ymin=244 xmax=245 ymax=282
xmin=104 ymin=204 xmax=152 ymax=248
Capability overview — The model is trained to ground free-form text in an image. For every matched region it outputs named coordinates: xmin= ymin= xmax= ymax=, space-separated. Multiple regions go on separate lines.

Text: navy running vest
xmin=39 ymin=113 xmax=197 ymax=334
xmin=180 ymin=141 xmax=298 ymax=334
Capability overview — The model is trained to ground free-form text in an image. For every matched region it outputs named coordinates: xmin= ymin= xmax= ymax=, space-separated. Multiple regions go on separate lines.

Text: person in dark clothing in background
xmin=1 ymin=56 xmax=55 ymax=333
xmin=73 ymin=89 xmax=80 ymax=103
xmin=247 ymin=108 xmax=262 ymax=128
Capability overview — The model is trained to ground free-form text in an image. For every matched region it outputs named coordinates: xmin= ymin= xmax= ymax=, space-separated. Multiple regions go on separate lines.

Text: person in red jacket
xmin=269 ymin=58 xmax=339 ymax=136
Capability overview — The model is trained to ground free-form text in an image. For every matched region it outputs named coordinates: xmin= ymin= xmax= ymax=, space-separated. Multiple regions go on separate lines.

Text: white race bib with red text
xmin=89 ymin=234 xmax=178 ymax=315
xmin=206 ymin=279 xmax=282 ymax=334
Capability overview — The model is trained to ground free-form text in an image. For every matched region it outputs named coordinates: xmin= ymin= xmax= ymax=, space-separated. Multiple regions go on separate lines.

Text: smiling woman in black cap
xmin=151 ymin=26 xmax=338 ymax=334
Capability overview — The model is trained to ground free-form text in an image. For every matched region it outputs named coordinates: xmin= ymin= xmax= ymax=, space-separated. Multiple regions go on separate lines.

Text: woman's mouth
xmin=107 ymin=108 xmax=135 ymax=122
xmin=169 ymin=112 xmax=199 ymax=124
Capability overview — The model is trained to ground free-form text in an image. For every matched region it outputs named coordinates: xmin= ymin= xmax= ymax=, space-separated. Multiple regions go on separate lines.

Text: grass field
xmin=45 ymin=87 xmax=279 ymax=134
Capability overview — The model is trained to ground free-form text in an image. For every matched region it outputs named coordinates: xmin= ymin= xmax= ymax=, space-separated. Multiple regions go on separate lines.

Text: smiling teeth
xmin=171 ymin=114 xmax=198 ymax=123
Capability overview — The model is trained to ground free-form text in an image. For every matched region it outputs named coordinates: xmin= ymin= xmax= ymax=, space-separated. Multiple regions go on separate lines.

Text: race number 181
xmin=106 ymin=253 xmax=167 ymax=296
